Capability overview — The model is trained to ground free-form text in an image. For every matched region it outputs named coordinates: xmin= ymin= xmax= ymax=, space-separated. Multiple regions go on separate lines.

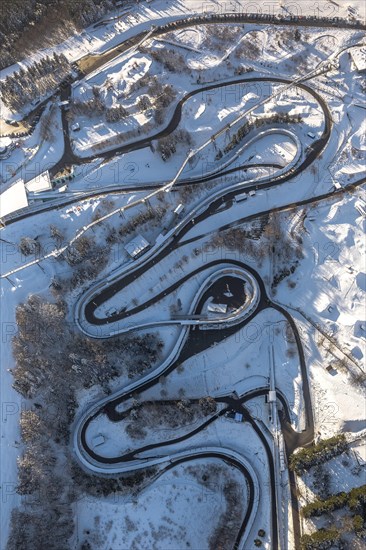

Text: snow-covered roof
xmin=0 ymin=136 xmax=12 ymax=153
xmin=268 ymin=390 xmax=277 ymax=403
xmin=25 ymin=171 xmax=52 ymax=193
xmin=174 ymin=203 xmax=184 ymax=215
xmin=0 ymin=179 xmax=28 ymax=218
xmin=350 ymin=46 xmax=366 ymax=72
xmin=124 ymin=234 xmax=150 ymax=258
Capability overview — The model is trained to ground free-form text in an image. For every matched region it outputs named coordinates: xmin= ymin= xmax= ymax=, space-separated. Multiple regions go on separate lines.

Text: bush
xmin=302 ymin=485 xmax=366 ymax=519
xmin=157 ymin=129 xmax=192 ymax=160
xmin=353 ymin=514 xmax=364 ymax=533
xmin=199 ymin=397 xmax=217 ymax=415
xmin=151 ymin=48 xmax=188 ymax=73
xmin=224 ymin=112 xmax=302 ymax=155
xmin=300 ymin=528 xmax=340 ymax=549
xmin=289 ymin=434 xmax=348 ymax=474
xmin=105 ymin=104 xmax=128 ymax=123
xmin=19 ymin=237 xmax=41 ymax=257
xmin=302 ymin=492 xmax=348 ymax=518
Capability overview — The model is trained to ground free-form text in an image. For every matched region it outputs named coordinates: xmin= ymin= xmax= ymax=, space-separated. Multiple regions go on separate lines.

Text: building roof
xmin=0 ymin=179 xmax=28 ymax=218
xmin=0 ymin=136 xmax=12 ymax=153
xmin=350 ymin=46 xmax=366 ymax=72
xmin=268 ymin=390 xmax=277 ymax=402
xmin=124 ymin=234 xmax=150 ymax=258
xmin=174 ymin=203 xmax=184 ymax=215
xmin=25 ymin=171 xmax=52 ymax=193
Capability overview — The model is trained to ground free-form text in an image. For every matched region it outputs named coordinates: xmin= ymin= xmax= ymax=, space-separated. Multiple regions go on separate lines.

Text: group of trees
xmin=206 ymin=24 xmax=242 ymax=42
xmin=302 ymin=484 xmax=366 ymax=519
xmin=263 ymin=211 xmax=303 ymax=289
xmin=290 ymin=434 xmax=349 ymax=474
xmin=70 ymin=96 xmax=129 ymax=123
xmin=223 ymin=112 xmax=302 ymax=155
xmin=207 ymin=226 xmax=268 ymax=263
xmin=124 ymin=396 xmax=217 ymax=441
xmin=300 ymin=528 xmax=341 ymax=550
xmin=157 ymin=129 xmax=192 ymax=161
xmin=0 ymin=0 xmax=120 ymax=70
xmin=209 ymin=479 xmax=244 ymax=549
xmin=70 ymin=461 xmax=158 ymax=499
xmin=131 ymin=74 xmax=177 ymax=125
xmin=281 ymin=28 xmax=303 ymax=47
xmin=205 ymin=211 xmax=303 ymax=287
xmin=235 ymin=33 xmax=262 ymax=60
xmin=12 ymin=294 xmax=163 ymax=402
xmin=198 ymin=396 xmax=217 ymax=415
xmin=7 ymin=506 xmax=74 ymax=550
xmin=39 ymin=104 xmax=57 ymax=142
xmin=69 ymin=76 xmax=176 ymax=139
xmin=137 ymin=94 xmax=152 ymax=111
xmin=8 ymin=288 xmax=164 ymax=547
xmin=154 ymin=83 xmax=177 ymax=125
xmin=0 ymin=52 xmax=70 ymax=112
xmin=106 ymin=104 xmax=129 ymax=123
xmin=51 ymin=234 xmax=110 ymax=289
xmin=118 ymin=204 xmax=168 ymax=240
xmin=150 ymin=48 xmax=188 ymax=73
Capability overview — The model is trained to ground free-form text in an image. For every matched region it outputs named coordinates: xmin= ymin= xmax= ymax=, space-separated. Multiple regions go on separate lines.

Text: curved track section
xmin=78 ymin=265 xmax=260 ymax=337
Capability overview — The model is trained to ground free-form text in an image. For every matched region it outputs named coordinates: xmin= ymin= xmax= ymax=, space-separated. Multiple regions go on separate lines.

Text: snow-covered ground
xmin=1 ymin=1 xmax=365 ymax=548
xmin=273 ymin=193 xmax=366 ymax=374
xmin=75 ymin=457 xmax=251 ymax=550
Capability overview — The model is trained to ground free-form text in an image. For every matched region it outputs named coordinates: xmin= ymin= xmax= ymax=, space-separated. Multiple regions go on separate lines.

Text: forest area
xmin=0 ymin=0 xmax=127 ymax=69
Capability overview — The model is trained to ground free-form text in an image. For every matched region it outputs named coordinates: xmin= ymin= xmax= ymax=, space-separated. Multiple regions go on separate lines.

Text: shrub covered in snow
xmin=290 ymin=434 xmax=349 ymax=474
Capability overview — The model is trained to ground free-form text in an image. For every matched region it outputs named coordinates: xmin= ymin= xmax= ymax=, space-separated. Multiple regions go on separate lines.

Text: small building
xmin=349 ymin=47 xmax=366 ymax=73
xmin=0 ymin=136 xmax=15 ymax=160
xmin=173 ymin=203 xmax=184 ymax=216
xmin=92 ymin=434 xmax=105 ymax=448
xmin=234 ymin=413 xmax=243 ymax=422
xmin=25 ymin=171 xmax=52 ymax=194
xmin=326 ymin=365 xmax=337 ymax=376
xmin=268 ymin=390 xmax=277 ymax=403
xmin=248 ymin=190 xmax=256 ymax=197
xmin=124 ymin=234 xmax=150 ymax=259
xmin=71 ymin=122 xmax=80 ymax=131
xmin=355 ymin=200 xmax=366 ymax=217
xmin=235 ymin=192 xmax=248 ymax=203
xmin=58 ymin=100 xmax=69 ymax=108
xmin=0 ymin=179 xmax=28 ymax=219
xmin=207 ymin=303 xmax=228 ymax=315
